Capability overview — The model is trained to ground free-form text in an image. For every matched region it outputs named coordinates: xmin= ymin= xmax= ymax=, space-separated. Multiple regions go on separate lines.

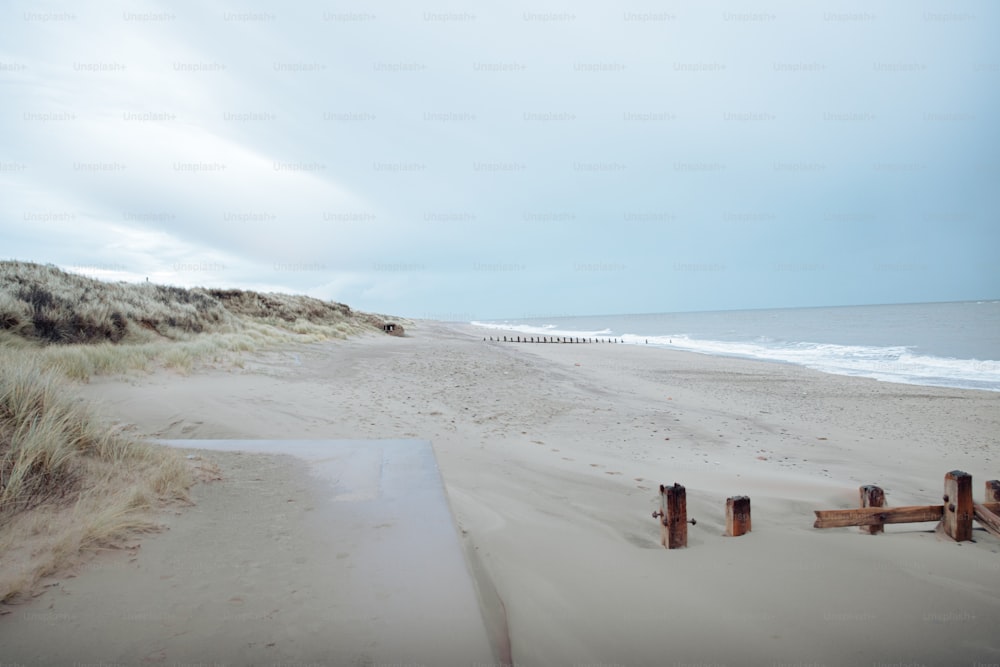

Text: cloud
xmin=2 ymin=0 xmax=998 ymax=317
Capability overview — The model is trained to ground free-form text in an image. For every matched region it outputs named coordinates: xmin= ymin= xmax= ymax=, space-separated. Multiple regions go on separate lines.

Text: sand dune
xmin=2 ymin=321 xmax=998 ymax=666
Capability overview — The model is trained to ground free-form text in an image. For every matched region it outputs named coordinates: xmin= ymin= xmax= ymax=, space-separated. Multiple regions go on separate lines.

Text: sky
xmin=1 ymin=1 xmax=998 ymax=321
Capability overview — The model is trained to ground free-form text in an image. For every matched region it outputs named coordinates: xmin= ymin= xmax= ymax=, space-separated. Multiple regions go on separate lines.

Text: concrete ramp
xmin=166 ymin=438 xmax=496 ymax=666
xmin=0 ymin=439 xmax=496 ymax=667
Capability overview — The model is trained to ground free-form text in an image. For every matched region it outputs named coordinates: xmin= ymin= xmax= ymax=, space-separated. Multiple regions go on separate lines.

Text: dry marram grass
xmin=0 ymin=261 xmax=395 ymax=379
xmin=0 ymin=356 xmax=191 ymax=602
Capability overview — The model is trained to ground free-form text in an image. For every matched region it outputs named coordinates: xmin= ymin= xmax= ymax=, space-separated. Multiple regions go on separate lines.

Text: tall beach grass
xmin=0 ymin=355 xmax=191 ymax=602
xmin=0 ymin=260 xmax=395 ymax=380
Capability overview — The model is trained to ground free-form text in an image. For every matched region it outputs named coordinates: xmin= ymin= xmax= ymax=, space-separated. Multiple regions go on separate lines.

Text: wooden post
xmin=657 ymin=485 xmax=668 ymax=547
xmin=977 ymin=481 xmax=1000 ymax=539
xmin=974 ymin=503 xmax=1000 ymax=539
xmin=659 ymin=483 xmax=688 ymax=549
xmin=943 ymin=470 xmax=973 ymax=542
xmin=859 ymin=485 xmax=885 ymax=535
xmin=726 ymin=496 xmax=751 ymax=537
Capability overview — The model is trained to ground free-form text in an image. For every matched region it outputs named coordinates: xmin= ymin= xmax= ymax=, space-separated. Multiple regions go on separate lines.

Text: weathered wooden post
xmin=860 ymin=485 xmax=886 ymax=535
xmin=654 ymin=483 xmax=691 ymax=549
xmin=973 ymin=480 xmax=1000 ymax=539
xmin=726 ymin=496 xmax=751 ymax=537
xmin=943 ymin=470 xmax=973 ymax=542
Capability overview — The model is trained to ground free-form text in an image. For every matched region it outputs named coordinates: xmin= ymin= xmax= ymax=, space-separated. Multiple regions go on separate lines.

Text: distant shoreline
xmin=464 ymin=301 xmax=1000 ymax=392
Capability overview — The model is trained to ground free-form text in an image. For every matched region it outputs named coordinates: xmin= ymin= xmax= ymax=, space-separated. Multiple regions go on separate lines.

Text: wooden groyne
xmin=652 ymin=472 xmax=1000 ymax=550
xmin=484 ymin=335 xmax=623 ymax=344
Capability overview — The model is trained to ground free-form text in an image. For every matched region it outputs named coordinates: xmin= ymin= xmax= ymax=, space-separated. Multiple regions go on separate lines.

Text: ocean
xmin=471 ymin=301 xmax=1000 ymax=392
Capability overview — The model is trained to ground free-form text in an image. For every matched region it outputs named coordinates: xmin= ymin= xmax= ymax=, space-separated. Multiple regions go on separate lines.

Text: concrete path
xmin=0 ymin=439 xmax=496 ymax=667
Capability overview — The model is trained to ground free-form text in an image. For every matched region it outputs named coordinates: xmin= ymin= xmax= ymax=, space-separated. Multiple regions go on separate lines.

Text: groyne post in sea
xmin=484 ymin=335 xmax=629 ymax=344
xmin=486 ymin=335 xmax=603 ymax=344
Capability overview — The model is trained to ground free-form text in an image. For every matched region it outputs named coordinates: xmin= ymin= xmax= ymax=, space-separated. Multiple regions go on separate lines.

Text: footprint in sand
xmin=604 ymin=471 xmax=622 ymax=475
xmin=589 ymin=463 xmax=602 ymax=467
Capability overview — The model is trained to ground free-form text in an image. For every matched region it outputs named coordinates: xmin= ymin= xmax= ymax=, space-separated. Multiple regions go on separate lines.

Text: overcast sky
xmin=1 ymin=1 xmax=997 ymax=320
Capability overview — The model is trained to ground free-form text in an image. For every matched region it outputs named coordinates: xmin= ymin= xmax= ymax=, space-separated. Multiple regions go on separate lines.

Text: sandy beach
xmin=2 ymin=321 xmax=999 ymax=666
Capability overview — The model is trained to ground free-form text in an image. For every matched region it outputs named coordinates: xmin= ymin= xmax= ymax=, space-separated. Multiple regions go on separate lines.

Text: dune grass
xmin=0 ymin=356 xmax=191 ymax=603
xmin=0 ymin=261 xmax=398 ymax=603
xmin=0 ymin=260 xmax=394 ymax=381
xmin=0 ymin=260 xmax=386 ymax=348
xmin=0 ymin=262 xmax=234 ymax=344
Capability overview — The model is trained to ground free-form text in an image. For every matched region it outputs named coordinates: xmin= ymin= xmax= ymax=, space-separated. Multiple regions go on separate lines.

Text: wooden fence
xmin=814 ymin=471 xmax=1000 ymax=542
xmin=652 ymin=472 xmax=1000 ymax=549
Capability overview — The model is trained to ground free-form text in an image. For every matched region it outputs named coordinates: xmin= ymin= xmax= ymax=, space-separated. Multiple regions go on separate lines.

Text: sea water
xmin=471 ymin=301 xmax=1000 ymax=392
